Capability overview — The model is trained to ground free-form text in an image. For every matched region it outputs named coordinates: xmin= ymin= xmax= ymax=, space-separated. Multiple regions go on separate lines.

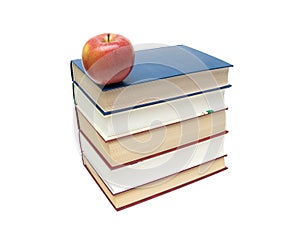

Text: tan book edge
xmin=72 ymin=62 xmax=229 ymax=112
xmin=77 ymin=108 xmax=227 ymax=168
xmin=82 ymin=155 xmax=227 ymax=211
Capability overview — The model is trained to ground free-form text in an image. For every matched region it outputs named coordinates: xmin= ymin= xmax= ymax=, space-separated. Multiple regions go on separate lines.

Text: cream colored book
xmin=80 ymin=133 xmax=226 ymax=194
xmin=74 ymin=83 xmax=228 ymax=141
xmin=83 ymin=155 xmax=227 ymax=210
xmin=76 ymin=108 xmax=227 ymax=169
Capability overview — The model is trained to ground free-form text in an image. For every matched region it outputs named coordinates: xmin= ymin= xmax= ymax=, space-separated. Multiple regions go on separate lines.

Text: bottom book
xmin=82 ymin=155 xmax=227 ymax=211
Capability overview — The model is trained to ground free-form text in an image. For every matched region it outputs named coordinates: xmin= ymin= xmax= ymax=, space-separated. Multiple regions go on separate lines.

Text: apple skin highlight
xmin=82 ymin=33 xmax=135 ymax=85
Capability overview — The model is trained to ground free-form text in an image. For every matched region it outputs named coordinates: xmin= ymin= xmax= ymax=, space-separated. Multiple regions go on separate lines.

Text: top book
xmin=71 ymin=45 xmax=232 ymax=114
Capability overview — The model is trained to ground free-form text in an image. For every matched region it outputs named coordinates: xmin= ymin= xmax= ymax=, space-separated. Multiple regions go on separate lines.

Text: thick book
xmin=80 ymin=132 xmax=226 ymax=194
xmin=76 ymin=108 xmax=227 ymax=169
xmin=74 ymin=83 xmax=230 ymax=140
xmin=71 ymin=45 xmax=233 ymax=114
xmin=83 ymin=154 xmax=227 ymax=211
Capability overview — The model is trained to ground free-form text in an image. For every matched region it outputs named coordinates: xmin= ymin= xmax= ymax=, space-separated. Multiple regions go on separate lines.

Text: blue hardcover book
xmin=71 ymin=45 xmax=232 ymax=114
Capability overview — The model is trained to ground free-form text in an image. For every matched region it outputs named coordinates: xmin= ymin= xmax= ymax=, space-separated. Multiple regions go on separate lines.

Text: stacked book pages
xmin=70 ymin=45 xmax=233 ymax=210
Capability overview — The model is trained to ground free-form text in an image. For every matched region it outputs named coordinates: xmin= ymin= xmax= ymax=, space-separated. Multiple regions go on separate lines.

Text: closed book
xmin=80 ymin=132 xmax=226 ymax=194
xmin=76 ymin=108 xmax=227 ymax=169
xmin=74 ymin=83 xmax=230 ymax=140
xmin=71 ymin=45 xmax=232 ymax=114
xmin=83 ymin=154 xmax=227 ymax=211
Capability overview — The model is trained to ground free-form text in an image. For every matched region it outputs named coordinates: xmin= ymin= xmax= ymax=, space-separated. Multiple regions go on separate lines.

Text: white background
xmin=1 ymin=0 xmax=299 ymax=229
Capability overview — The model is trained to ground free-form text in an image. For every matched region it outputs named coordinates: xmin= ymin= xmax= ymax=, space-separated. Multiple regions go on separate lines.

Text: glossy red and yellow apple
xmin=82 ymin=33 xmax=134 ymax=85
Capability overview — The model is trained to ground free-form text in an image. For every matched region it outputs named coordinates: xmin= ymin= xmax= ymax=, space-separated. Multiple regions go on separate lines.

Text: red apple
xmin=82 ymin=33 xmax=134 ymax=85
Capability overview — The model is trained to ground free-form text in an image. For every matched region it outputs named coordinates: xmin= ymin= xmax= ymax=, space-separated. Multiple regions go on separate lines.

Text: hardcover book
xmin=76 ymin=108 xmax=227 ymax=169
xmin=74 ymin=83 xmax=230 ymax=140
xmin=83 ymin=155 xmax=227 ymax=211
xmin=80 ymin=132 xmax=226 ymax=194
xmin=71 ymin=45 xmax=233 ymax=113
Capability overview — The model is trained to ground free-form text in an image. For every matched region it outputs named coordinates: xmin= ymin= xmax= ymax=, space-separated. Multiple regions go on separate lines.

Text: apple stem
xmin=107 ymin=33 xmax=110 ymax=42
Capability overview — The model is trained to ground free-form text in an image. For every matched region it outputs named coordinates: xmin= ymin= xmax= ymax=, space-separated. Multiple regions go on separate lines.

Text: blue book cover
xmin=72 ymin=45 xmax=233 ymax=91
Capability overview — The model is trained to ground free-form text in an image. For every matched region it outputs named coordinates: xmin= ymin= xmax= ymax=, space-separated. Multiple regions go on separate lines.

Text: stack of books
xmin=70 ymin=45 xmax=233 ymax=210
